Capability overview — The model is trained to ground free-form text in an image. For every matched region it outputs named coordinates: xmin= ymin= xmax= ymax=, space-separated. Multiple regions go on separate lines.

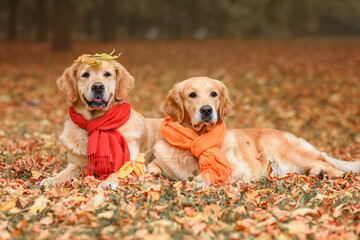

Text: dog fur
xmin=147 ymin=77 xmax=360 ymax=184
xmin=40 ymin=60 xmax=162 ymax=188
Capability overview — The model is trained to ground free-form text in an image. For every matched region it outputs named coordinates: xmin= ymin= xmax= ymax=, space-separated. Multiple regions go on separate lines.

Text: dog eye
xmin=82 ymin=72 xmax=90 ymax=78
xmin=211 ymin=91 xmax=217 ymax=97
xmin=189 ymin=92 xmax=197 ymax=98
xmin=104 ymin=72 xmax=111 ymax=77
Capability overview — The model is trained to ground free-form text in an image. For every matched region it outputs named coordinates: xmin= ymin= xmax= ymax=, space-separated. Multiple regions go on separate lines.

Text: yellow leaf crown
xmin=73 ymin=49 xmax=122 ymax=66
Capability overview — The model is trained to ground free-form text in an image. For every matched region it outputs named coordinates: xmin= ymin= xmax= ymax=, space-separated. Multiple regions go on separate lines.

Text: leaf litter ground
xmin=0 ymin=39 xmax=360 ymax=239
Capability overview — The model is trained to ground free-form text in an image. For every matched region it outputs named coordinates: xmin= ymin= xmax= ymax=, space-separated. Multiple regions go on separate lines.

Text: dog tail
xmin=322 ymin=152 xmax=360 ymax=173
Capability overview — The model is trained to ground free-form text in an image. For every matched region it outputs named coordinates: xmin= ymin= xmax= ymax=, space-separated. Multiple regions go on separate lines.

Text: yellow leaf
xmin=326 ymin=194 xmax=337 ymax=199
xmin=134 ymin=162 xmax=145 ymax=177
xmin=235 ymin=206 xmax=246 ymax=214
xmin=136 ymin=153 xmax=146 ymax=163
xmin=133 ymin=165 xmax=142 ymax=177
xmin=173 ymin=181 xmax=182 ymax=188
xmin=98 ymin=211 xmax=114 ymax=219
xmin=31 ymin=170 xmax=42 ymax=180
xmin=148 ymin=191 xmax=160 ymax=201
xmin=117 ymin=161 xmax=134 ymax=179
xmin=72 ymin=196 xmax=88 ymax=203
xmin=132 ymin=153 xmax=146 ymax=177
xmin=138 ymin=163 xmax=144 ymax=175
xmin=117 ymin=152 xmax=147 ymax=179
xmin=29 ymin=196 xmax=47 ymax=214
xmin=74 ymin=50 xmax=122 ymax=67
xmin=0 ymin=197 xmax=17 ymax=211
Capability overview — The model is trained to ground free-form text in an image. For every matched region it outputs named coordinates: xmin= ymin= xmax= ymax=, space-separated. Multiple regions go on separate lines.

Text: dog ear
xmin=57 ymin=63 xmax=78 ymax=103
xmin=217 ymin=80 xmax=232 ymax=120
xmin=114 ymin=62 xmax=134 ymax=101
xmin=163 ymin=82 xmax=184 ymax=122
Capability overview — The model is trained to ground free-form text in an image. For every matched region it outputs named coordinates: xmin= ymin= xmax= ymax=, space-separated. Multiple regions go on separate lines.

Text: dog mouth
xmin=192 ymin=120 xmax=216 ymax=132
xmin=84 ymin=97 xmax=108 ymax=109
xmin=192 ymin=108 xmax=217 ymax=132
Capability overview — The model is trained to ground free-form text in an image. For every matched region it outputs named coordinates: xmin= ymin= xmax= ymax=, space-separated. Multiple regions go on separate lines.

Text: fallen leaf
xmin=292 ymin=208 xmax=321 ymax=218
xmin=191 ymin=222 xmax=207 ymax=235
xmin=285 ymin=220 xmax=312 ymax=236
xmin=0 ymin=198 xmax=17 ymax=211
xmin=184 ymin=207 xmax=198 ymax=217
xmin=31 ymin=170 xmax=42 ymax=179
xmin=117 ymin=161 xmax=134 ymax=179
xmin=333 ymin=204 xmax=345 ymax=218
xmin=97 ymin=211 xmax=114 ymax=219
xmin=29 ymin=196 xmax=48 ymax=214
xmin=40 ymin=217 xmax=53 ymax=225
xmin=149 ymin=191 xmax=160 ymax=202
xmin=87 ymin=193 xmax=105 ymax=209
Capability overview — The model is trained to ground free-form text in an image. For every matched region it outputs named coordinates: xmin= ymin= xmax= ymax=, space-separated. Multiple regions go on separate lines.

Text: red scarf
xmin=69 ymin=102 xmax=131 ymax=180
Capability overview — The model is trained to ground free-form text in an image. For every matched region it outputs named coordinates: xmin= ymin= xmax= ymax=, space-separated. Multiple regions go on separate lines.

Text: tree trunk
xmin=7 ymin=0 xmax=18 ymax=40
xmin=86 ymin=11 xmax=94 ymax=38
xmin=52 ymin=0 xmax=71 ymax=51
xmin=36 ymin=0 xmax=47 ymax=41
xmin=100 ymin=0 xmax=116 ymax=42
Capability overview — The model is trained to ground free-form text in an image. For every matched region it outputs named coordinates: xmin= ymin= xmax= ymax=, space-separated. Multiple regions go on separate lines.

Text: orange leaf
xmin=266 ymin=163 xmax=274 ymax=182
xmin=285 ymin=220 xmax=312 ymax=236
xmin=40 ymin=216 xmax=53 ymax=225
xmin=184 ymin=207 xmax=198 ymax=217
xmin=292 ymin=208 xmax=321 ymax=218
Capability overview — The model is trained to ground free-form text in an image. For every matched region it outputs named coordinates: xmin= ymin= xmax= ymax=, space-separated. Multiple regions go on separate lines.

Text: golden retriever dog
xmin=40 ymin=59 xmax=162 ymax=188
xmin=147 ymin=77 xmax=360 ymax=184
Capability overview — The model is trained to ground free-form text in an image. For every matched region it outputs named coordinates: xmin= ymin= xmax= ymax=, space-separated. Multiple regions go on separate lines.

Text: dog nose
xmin=91 ymin=82 xmax=104 ymax=94
xmin=200 ymin=105 xmax=213 ymax=116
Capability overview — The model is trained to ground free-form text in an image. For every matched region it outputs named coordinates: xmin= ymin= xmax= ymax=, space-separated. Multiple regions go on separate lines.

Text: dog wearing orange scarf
xmin=40 ymin=55 xmax=162 ymax=188
xmin=147 ymin=77 xmax=360 ymax=185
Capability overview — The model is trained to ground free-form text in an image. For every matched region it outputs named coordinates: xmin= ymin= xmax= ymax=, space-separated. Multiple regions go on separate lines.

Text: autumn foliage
xmin=0 ymin=39 xmax=360 ymax=239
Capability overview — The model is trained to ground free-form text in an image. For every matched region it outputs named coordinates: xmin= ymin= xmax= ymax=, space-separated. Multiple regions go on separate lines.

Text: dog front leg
xmin=40 ymin=152 xmax=85 ymax=187
xmin=98 ymin=140 xmax=140 ymax=189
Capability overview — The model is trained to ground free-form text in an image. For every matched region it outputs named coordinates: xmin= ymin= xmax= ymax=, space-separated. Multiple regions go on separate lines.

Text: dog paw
xmin=39 ymin=177 xmax=63 ymax=187
xmin=98 ymin=180 xmax=119 ymax=190
xmin=309 ymin=167 xmax=323 ymax=177
xmin=309 ymin=167 xmax=344 ymax=179
xmin=331 ymin=170 xmax=345 ymax=178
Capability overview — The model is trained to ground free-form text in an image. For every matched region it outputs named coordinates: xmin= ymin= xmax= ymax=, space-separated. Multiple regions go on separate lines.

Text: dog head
xmin=163 ymin=77 xmax=232 ymax=132
xmin=57 ymin=60 xmax=134 ymax=114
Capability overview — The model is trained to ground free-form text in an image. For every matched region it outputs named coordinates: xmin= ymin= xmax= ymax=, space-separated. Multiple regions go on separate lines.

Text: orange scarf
xmin=161 ymin=117 xmax=233 ymax=184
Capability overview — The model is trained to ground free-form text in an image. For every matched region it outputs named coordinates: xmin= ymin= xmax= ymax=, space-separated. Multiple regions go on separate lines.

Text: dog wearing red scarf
xmin=147 ymin=77 xmax=360 ymax=185
xmin=40 ymin=59 xmax=162 ymax=188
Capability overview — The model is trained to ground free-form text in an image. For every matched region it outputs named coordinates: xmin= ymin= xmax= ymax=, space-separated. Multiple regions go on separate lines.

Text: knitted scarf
xmin=69 ymin=102 xmax=131 ymax=180
xmin=161 ymin=117 xmax=232 ymax=183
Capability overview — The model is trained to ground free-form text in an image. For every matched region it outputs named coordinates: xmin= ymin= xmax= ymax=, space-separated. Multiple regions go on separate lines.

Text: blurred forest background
xmin=1 ymin=0 xmax=360 ymax=50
